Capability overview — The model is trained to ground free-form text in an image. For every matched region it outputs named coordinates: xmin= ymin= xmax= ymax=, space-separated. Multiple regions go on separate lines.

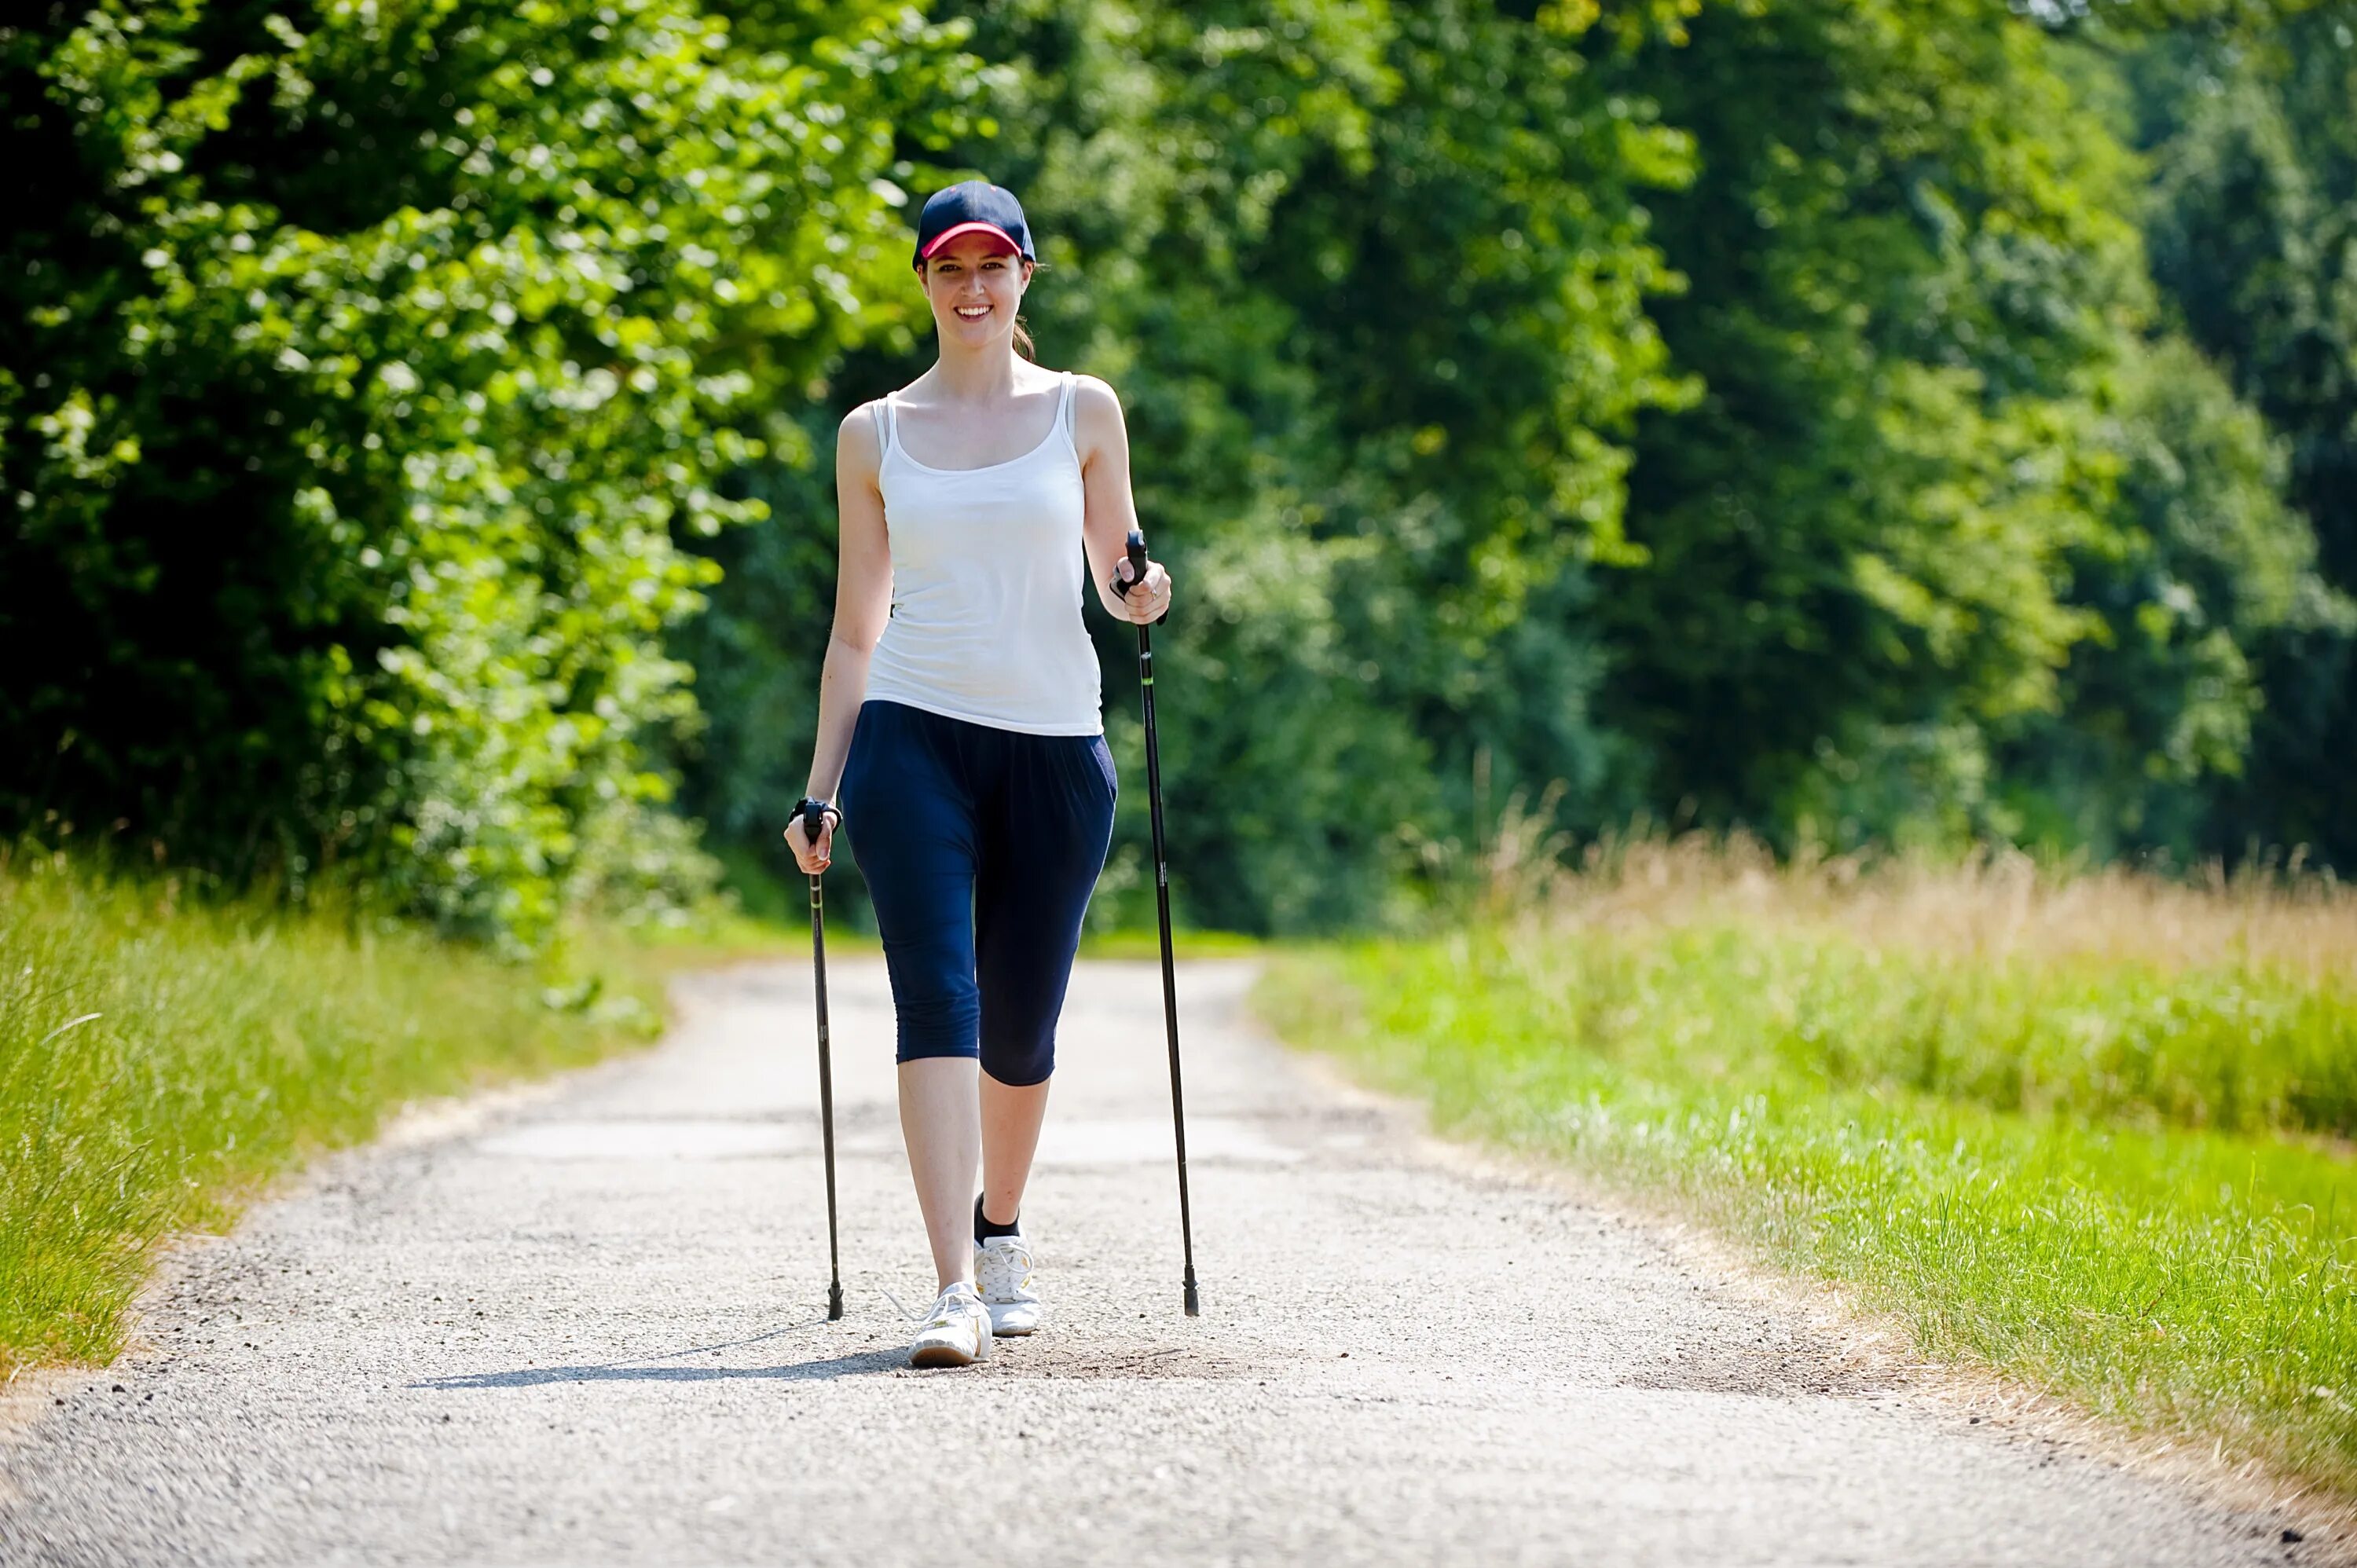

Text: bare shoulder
xmin=1069 ymin=374 xmax=1128 ymax=463
xmin=1069 ymin=373 xmax=1125 ymax=419
xmin=836 ymin=400 xmax=883 ymax=474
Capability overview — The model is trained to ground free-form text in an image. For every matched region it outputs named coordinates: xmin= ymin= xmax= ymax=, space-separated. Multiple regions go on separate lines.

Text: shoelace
xmin=885 ymin=1285 xmax=984 ymax=1331
xmin=976 ymin=1238 xmax=1036 ymax=1299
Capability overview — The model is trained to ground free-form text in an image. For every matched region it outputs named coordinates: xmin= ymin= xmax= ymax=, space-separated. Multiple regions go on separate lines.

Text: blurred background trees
xmin=6 ymin=0 xmax=2350 ymax=943
xmin=2127 ymin=1 xmax=2357 ymax=870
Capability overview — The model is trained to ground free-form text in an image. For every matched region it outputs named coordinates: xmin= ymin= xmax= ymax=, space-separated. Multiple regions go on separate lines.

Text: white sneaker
xmin=907 ymin=1281 xmax=993 ymax=1368
xmin=975 ymin=1231 xmax=1044 ymax=1336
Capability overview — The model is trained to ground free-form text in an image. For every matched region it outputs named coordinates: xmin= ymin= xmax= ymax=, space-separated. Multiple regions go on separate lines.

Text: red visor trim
xmin=920 ymin=221 xmax=1021 ymax=260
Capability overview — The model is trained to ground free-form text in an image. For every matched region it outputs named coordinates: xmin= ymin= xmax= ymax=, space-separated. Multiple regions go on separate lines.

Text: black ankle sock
xmin=973 ymin=1194 xmax=1020 ymax=1244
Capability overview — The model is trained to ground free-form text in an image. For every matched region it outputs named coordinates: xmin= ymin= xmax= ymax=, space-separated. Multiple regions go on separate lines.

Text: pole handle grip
xmin=1113 ymin=528 xmax=1169 ymax=626
xmin=796 ymin=797 xmax=841 ymax=875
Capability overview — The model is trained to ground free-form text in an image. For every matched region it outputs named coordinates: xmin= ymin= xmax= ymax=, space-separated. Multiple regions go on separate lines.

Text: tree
xmin=680 ymin=0 xmax=1694 ymax=932
xmin=1590 ymin=0 xmax=2330 ymax=856
xmin=1 ymin=0 xmax=976 ymax=941
xmin=2129 ymin=9 xmax=2357 ymax=867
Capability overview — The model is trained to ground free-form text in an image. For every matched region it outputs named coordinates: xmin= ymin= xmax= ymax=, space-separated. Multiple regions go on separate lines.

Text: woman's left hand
xmin=1114 ymin=557 xmax=1173 ymax=624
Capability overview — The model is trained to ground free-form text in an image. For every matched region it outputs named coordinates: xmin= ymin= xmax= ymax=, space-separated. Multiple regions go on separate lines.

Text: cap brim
xmin=919 ymin=221 xmax=1022 ymax=260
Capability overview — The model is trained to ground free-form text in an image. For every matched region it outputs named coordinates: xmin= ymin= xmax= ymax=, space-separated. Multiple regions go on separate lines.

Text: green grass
xmin=1253 ymin=907 xmax=2357 ymax=1500
xmin=1078 ymin=927 xmax=1269 ymax=961
xmin=0 ymin=836 xmax=1252 ymax=1376
xmin=0 ymin=850 xmax=709 ymax=1374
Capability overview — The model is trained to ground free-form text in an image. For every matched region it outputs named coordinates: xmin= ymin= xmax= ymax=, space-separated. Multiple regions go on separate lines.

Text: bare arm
xmin=1074 ymin=375 xmax=1174 ymax=624
xmin=786 ymin=401 xmax=893 ymax=872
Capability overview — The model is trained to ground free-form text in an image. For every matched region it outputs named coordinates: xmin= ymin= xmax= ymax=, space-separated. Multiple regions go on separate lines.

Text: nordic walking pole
xmin=799 ymin=797 xmax=845 ymax=1321
xmin=1111 ymin=528 xmax=1200 ymax=1317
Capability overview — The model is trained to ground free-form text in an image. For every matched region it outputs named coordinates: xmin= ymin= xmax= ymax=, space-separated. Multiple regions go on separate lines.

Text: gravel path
xmin=0 ymin=955 xmax=2311 ymax=1566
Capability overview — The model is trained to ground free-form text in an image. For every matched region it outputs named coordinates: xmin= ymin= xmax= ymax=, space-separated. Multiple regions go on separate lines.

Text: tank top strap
xmin=1057 ymin=371 xmax=1077 ymax=451
xmin=875 ymin=393 xmax=900 ymax=461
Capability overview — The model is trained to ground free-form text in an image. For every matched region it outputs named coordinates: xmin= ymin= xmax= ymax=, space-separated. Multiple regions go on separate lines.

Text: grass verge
xmin=1250 ymin=841 xmax=2357 ymax=1501
xmin=0 ymin=836 xmax=1251 ymax=1378
xmin=0 ymin=848 xmax=761 ymax=1376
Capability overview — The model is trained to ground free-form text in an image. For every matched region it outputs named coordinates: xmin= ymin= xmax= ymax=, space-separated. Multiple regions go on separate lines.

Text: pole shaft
xmin=1137 ymin=625 xmax=1200 ymax=1314
xmin=812 ymin=875 xmax=844 ymax=1321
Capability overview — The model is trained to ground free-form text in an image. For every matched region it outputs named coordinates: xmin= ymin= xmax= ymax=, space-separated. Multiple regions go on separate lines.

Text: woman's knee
xmin=978 ymin=1026 xmax=1055 ymax=1086
xmin=882 ymin=942 xmax=981 ymax=1064
xmin=894 ymin=987 xmax=981 ymax=1063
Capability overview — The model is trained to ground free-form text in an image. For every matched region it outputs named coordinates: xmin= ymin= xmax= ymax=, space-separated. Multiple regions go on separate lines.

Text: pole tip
xmin=1183 ymin=1277 xmax=1200 ymax=1317
xmin=828 ymin=1284 xmax=845 ymax=1321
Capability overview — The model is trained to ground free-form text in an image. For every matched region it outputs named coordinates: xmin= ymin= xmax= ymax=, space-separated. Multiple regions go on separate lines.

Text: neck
xmin=929 ymin=336 xmax=1022 ymax=402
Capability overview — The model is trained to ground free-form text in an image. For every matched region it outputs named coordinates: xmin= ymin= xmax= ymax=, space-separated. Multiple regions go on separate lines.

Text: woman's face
xmin=919 ymin=233 xmax=1030 ymax=347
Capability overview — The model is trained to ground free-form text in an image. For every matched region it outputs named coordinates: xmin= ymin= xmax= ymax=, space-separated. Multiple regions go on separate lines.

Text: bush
xmin=1 ymin=0 xmax=977 ymax=946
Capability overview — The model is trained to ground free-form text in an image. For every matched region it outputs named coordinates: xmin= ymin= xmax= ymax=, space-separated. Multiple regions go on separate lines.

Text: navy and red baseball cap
xmin=911 ymin=180 xmax=1036 ymax=269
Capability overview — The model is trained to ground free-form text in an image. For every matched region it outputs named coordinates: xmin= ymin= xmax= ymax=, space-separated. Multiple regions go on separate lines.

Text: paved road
xmin=0 ymin=956 xmax=2311 ymax=1565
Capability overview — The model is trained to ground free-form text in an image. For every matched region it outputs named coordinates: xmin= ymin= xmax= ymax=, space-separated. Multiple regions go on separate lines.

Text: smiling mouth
xmin=955 ymin=305 xmax=991 ymax=319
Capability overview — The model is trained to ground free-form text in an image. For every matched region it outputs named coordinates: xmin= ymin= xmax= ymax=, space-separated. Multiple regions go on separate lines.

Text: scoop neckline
xmin=886 ymin=382 xmax=1069 ymax=475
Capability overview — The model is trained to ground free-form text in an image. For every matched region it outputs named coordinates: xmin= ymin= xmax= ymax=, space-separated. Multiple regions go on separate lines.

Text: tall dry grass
xmin=1469 ymin=799 xmax=2355 ymax=980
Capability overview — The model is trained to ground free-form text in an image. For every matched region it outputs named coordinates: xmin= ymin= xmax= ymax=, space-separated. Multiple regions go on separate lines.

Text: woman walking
xmin=783 ymin=180 xmax=1175 ymax=1368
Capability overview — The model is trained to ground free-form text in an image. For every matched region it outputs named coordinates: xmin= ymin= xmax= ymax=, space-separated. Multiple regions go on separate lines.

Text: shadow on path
xmin=412 ymin=1314 xmax=907 ymax=1390
xmin=415 ymin=1350 xmax=907 ymax=1390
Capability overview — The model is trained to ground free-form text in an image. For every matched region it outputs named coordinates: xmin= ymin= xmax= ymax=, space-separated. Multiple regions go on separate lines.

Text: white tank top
xmin=863 ymin=371 xmax=1104 ymax=735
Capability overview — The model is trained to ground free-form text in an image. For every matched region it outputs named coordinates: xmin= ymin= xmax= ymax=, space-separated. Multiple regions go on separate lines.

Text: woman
xmin=783 ymin=179 xmax=1175 ymax=1368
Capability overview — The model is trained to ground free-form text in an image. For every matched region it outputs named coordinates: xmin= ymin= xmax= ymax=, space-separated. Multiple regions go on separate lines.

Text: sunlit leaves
xmin=2 ymin=0 xmax=975 ymax=943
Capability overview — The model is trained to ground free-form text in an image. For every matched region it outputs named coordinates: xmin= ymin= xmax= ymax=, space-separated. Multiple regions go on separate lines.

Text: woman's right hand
xmin=784 ymin=808 xmax=838 ymax=875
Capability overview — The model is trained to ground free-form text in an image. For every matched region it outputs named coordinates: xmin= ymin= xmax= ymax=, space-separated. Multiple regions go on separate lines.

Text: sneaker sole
xmin=908 ymin=1317 xmax=993 ymax=1368
xmin=986 ymin=1307 xmax=1042 ymax=1336
xmin=908 ymin=1342 xmax=984 ymax=1368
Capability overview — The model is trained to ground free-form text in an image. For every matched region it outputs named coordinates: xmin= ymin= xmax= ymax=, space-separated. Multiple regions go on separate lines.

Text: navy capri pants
xmin=838 ymin=698 xmax=1117 ymax=1085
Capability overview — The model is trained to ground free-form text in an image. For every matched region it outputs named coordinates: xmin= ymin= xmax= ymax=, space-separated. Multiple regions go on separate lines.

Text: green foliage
xmin=1 ymin=0 xmax=976 ymax=944
xmin=685 ymin=0 xmax=1691 ymax=932
xmin=1557 ymin=0 xmax=2345 ymax=870
xmin=2004 ymin=336 xmax=2337 ymax=854
xmin=2128 ymin=9 xmax=2357 ymax=866
xmin=7 ymin=0 xmax=2352 ymax=939
xmin=1592 ymin=2 xmax=2126 ymax=843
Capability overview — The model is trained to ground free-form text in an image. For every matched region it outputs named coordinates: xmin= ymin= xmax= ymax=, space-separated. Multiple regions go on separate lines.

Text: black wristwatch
xmin=794 ymin=797 xmax=843 ymax=835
